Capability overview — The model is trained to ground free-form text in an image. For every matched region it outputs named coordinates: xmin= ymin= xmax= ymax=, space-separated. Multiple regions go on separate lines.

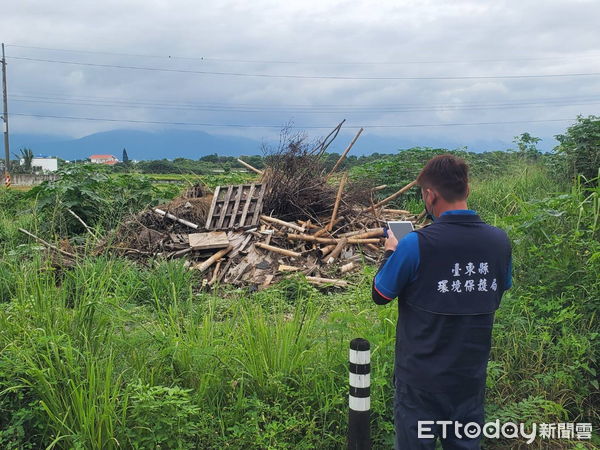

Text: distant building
xmin=90 ymin=154 xmax=119 ymax=165
xmin=21 ymin=155 xmax=58 ymax=173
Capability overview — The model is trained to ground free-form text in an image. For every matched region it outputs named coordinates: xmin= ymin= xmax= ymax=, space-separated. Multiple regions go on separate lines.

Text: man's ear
xmin=429 ymin=188 xmax=438 ymax=204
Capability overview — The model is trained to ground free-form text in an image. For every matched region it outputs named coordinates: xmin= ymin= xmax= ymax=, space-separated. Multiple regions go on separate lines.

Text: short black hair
xmin=416 ymin=154 xmax=469 ymax=202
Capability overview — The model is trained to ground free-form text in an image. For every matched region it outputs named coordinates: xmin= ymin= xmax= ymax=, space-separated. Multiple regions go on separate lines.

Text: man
xmin=372 ymin=154 xmax=512 ymax=449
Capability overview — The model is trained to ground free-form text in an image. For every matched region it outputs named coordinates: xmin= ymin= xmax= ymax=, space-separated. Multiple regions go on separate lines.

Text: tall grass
xmin=0 ymin=161 xmax=598 ymax=448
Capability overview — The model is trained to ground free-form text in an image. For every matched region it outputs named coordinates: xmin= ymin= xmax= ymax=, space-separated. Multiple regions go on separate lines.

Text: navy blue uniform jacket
xmin=373 ymin=209 xmax=512 ymax=393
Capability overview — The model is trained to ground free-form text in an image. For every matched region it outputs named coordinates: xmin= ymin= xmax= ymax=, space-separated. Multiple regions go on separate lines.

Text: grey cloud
xmin=2 ymin=0 xmax=599 ymax=150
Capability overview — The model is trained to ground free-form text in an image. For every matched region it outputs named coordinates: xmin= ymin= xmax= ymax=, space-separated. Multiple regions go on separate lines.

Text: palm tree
xmin=14 ymin=148 xmax=34 ymax=173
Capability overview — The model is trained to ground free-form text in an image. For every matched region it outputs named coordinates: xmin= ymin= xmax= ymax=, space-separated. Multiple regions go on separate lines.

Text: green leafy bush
xmin=124 ymin=382 xmax=201 ymax=449
xmin=26 ymin=165 xmax=175 ymax=235
xmin=555 ymin=115 xmax=600 ymax=184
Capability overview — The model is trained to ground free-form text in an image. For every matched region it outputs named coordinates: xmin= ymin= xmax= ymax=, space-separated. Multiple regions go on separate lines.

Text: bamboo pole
xmin=325 ymin=128 xmax=363 ymax=178
xmin=339 ymin=228 xmax=384 ymax=239
xmin=314 ymin=216 xmax=344 ymax=237
xmin=236 ymin=158 xmax=263 ymax=175
xmin=365 ymin=180 xmax=417 ymax=212
xmin=193 ymin=245 xmax=233 ymax=272
xmin=256 ymin=242 xmax=301 ymax=258
xmin=287 ymin=233 xmax=381 ymax=245
xmin=327 ymin=172 xmax=348 ymax=231
xmin=318 ymin=244 xmax=337 ymax=257
xmin=154 ymin=208 xmax=199 ymax=229
xmin=306 ymin=276 xmax=349 ymax=287
xmin=382 ymin=208 xmax=412 ymax=215
xmin=260 ymin=215 xmax=305 ymax=232
xmin=326 ymin=238 xmax=348 ymax=264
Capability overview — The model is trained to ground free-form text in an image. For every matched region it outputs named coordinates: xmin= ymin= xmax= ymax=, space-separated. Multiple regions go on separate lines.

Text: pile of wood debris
xmin=106 ymin=124 xmax=426 ymax=289
xmin=17 ymin=122 xmax=426 ymax=290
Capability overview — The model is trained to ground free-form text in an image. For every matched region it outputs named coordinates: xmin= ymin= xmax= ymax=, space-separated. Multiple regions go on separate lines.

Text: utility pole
xmin=2 ymin=43 xmax=10 ymax=176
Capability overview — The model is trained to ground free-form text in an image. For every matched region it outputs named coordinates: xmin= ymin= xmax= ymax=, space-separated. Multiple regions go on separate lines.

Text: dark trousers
xmin=394 ymin=378 xmax=485 ymax=450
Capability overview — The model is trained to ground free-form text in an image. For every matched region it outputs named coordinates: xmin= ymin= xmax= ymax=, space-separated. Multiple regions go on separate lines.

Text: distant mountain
xmin=10 ymin=129 xmax=264 ymax=161
xmin=9 ymin=128 xmax=555 ymax=160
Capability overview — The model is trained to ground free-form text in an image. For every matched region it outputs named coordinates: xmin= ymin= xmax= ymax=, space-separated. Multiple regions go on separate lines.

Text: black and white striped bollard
xmin=348 ymin=338 xmax=371 ymax=449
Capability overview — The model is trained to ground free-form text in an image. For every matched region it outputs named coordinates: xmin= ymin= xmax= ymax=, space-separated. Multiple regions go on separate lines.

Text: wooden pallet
xmin=205 ymin=183 xmax=266 ymax=230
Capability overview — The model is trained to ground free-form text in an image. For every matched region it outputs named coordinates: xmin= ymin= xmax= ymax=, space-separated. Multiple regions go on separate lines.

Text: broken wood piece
xmin=259 ymin=274 xmax=275 ymax=290
xmin=236 ymin=158 xmax=263 ymax=175
xmin=326 ymin=238 xmax=348 ymax=264
xmin=255 ymin=242 xmax=301 ymax=258
xmin=229 ymin=234 xmax=253 ymax=258
xmin=325 ymin=128 xmax=364 ymax=178
xmin=305 ymin=276 xmax=349 ymax=287
xmin=188 ymin=231 xmax=229 ymax=250
xmin=217 ymin=259 xmax=234 ymax=283
xmin=341 ymin=262 xmax=356 ymax=274
xmin=260 ymin=215 xmax=305 ymax=232
xmin=383 ymin=208 xmax=411 ymax=215
xmin=327 ymin=172 xmax=348 ymax=231
xmin=372 ymin=184 xmax=388 ymax=191
xmin=19 ymin=228 xmax=77 ymax=259
xmin=208 ymin=260 xmax=222 ymax=285
xmin=169 ymin=247 xmax=193 ymax=259
xmin=154 ymin=208 xmax=199 ymax=229
xmin=366 ymin=180 xmax=418 ymax=212
xmin=192 ymin=245 xmax=233 ymax=272
xmin=278 ymin=264 xmax=302 ymax=272
xmin=228 ymin=261 xmax=250 ymax=283
xmin=318 ymin=244 xmax=337 ymax=257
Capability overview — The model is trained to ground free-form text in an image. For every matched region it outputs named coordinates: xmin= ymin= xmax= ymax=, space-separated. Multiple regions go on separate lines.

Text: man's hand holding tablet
xmin=383 ymin=221 xmax=415 ymax=252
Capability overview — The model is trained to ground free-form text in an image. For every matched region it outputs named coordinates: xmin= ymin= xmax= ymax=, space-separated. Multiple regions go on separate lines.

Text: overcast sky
xmin=2 ymin=0 xmax=600 ymax=150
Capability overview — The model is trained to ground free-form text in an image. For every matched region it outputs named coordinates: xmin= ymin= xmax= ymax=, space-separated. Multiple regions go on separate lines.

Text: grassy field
xmin=0 ymin=154 xmax=598 ymax=448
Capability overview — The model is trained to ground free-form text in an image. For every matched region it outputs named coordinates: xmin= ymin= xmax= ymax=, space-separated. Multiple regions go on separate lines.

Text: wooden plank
xmin=250 ymin=183 xmax=266 ymax=226
xmin=216 ymin=185 xmax=234 ymax=229
xmin=205 ymin=186 xmax=221 ymax=229
xmin=239 ymin=183 xmax=256 ymax=227
xmin=169 ymin=233 xmax=189 ymax=245
xmin=188 ymin=231 xmax=229 ymax=250
xmin=228 ymin=185 xmax=245 ymax=228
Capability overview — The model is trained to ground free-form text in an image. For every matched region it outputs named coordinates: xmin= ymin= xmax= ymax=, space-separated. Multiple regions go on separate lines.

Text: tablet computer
xmin=387 ymin=220 xmax=414 ymax=241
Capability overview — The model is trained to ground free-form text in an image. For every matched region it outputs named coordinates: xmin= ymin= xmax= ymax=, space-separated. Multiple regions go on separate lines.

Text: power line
xmin=8 ymin=56 xmax=600 ymax=81
xmin=10 ymin=96 xmax=600 ymax=114
xmin=12 ymin=91 xmax=600 ymax=110
xmin=12 ymin=112 xmax=575 ymax=129
xmin=7 ymin=43 xmax=600 ymax=66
